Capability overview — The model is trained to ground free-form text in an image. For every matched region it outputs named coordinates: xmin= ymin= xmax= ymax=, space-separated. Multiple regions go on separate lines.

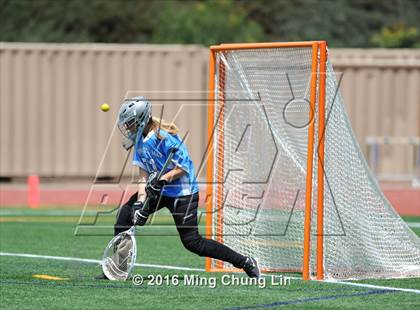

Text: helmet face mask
xmin=123 ymin=118 xmax=139 ymax=137
xmin=117 ymin=96 xmax=151 ymax=149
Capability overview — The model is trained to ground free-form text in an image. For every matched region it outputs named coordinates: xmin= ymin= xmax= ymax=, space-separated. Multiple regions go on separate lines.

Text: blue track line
xmin=225 ymin=289 xmax=394 ymax=309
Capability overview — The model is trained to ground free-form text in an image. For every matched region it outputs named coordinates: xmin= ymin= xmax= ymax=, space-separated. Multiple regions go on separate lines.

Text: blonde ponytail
xmin=150 ymin=117 xmax=178 ymax=139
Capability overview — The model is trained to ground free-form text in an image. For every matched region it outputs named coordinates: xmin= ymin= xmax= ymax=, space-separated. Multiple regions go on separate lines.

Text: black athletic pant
xmin=114 ymin=192 xmax=247 ymax=269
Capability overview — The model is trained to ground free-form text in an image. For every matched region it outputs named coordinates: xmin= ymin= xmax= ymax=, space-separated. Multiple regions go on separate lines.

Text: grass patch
xmin=0 ymin=208 xmax=419 ymax=309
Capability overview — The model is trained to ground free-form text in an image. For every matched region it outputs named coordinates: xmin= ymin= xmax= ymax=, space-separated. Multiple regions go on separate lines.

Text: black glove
xmin=132 ymin=201 xmax=149 ymax=226
xmin=145 ymin=171 xmax=168 ymax=202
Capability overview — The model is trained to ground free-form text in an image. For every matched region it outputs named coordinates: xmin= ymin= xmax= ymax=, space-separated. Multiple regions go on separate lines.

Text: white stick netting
xmin=102 ymin=228 xmax=137 ymax=281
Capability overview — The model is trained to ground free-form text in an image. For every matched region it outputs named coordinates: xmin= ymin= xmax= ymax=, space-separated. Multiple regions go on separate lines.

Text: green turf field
xmin=0 ymin=207 xmax=419 ymax=309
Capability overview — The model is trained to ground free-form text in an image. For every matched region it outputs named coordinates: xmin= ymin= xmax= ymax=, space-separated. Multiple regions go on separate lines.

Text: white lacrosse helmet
xmin=117 ymin=96 xmax=152 ymax=149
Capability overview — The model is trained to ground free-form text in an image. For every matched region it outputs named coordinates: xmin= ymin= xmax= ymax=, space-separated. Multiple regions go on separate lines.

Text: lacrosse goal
xmin=205 ymin=41 xmax=420 ymax=280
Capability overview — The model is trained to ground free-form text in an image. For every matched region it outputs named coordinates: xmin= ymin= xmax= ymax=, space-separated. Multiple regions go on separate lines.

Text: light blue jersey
xmin=133 ymin=129 xmax=199 ymax=198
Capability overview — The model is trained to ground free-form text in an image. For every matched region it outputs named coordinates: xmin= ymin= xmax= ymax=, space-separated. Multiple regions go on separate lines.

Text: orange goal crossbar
xmin=206 ymin=41 xmax=327 ymax=280
xmin=211 ymin=41 xmax=323 ymax=51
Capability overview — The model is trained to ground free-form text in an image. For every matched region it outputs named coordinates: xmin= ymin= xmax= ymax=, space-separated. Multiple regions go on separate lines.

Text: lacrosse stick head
xmin=102 ymin=226 xmax=137 ymax=281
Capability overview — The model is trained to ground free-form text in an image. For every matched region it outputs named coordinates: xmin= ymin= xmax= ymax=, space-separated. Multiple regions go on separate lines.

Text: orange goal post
xmin=205 ymin=41 xmax=420 ymax=281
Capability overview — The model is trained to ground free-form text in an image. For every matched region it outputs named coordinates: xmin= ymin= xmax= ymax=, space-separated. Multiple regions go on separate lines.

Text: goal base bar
xmin=206 ymin=266 xmax=302 ymax=273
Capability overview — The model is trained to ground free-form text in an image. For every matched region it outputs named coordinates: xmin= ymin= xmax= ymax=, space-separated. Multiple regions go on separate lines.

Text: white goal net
xmin=206 ymin=42 xmax=420 ymax=280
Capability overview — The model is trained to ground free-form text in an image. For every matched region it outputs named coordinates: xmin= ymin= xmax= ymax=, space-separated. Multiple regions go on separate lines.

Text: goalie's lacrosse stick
xmin=101 ymin=145 xmax=179 ymax=281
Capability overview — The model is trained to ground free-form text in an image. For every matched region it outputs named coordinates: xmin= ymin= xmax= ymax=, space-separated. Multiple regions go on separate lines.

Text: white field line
xmin=261 ymin=274 xmax=420 ymax=294
xmin=322 ymin=279 xmax=420 ymax=295
xmin=407 ymin=222 xmax=420 ymax=228
xmin=0 ymin=252 xmax=204 ymax=272
xmin=3 ymin=209 xmax=419 ymax=228
xmin=1 ymin=252 xmax=419 ymax=294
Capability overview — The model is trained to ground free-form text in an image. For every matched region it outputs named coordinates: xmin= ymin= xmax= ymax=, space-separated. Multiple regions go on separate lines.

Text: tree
xmin=0 ymin=0 xmax=155 ymax=43
xmin=240 ymin=0 xmax=420 ymax=47
xmin=372 ymin=24 xmax=420 ymax=48
xmin=1 ymin=0 xmax=419 ymax=47
xmin=151 ymin=0 xmax=265 ymax=46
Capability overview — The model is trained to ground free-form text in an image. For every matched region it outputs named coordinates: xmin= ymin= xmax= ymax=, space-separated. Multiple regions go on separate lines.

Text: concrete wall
xmin=0 ymin=43 xmax=419 ymax=178
xmin=0 ymin=43 xmax=208 ymax=177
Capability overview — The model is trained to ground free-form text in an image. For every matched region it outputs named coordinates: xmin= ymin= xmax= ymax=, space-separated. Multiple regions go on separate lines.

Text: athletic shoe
xmin=242 ymin=256 xmax=260 ymax=278
xmin=94 ymin=272 xmax=109 ymax=280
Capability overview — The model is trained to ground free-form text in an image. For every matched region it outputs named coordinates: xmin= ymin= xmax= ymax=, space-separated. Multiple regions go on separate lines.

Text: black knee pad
xmin=115 ymin=203 xmax=133 ymax=223
xmin=114 ymin=193 xmax=138 ymax=235
xmin=180 ymin=232 xmax=206 ymax=256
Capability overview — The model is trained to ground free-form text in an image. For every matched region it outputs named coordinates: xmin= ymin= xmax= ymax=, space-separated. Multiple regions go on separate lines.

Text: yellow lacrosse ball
xmin=100 ymin=103 xmax=110 ymax=112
